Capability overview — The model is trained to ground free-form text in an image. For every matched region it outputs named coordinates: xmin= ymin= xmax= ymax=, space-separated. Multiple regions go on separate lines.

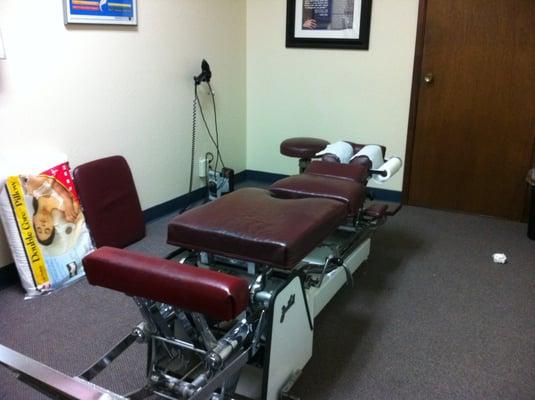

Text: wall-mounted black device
xmin=194 ymin=59 xmax=212 ymax=85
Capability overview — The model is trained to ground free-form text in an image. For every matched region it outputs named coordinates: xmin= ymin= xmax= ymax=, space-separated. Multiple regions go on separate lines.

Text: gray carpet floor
xmin=0 ymin=203 xmax=534 ymax=400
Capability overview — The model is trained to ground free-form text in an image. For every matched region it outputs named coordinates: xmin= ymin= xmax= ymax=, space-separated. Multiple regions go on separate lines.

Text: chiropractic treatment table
xmin=0 ymin=138 xmax=402 ymax=400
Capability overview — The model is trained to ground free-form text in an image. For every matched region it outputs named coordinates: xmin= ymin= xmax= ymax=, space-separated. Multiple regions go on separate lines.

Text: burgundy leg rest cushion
xmin=83 ymin=247 xmax=250 ymax=321
xmin=74 ymin=156 xmax=145 ymax=248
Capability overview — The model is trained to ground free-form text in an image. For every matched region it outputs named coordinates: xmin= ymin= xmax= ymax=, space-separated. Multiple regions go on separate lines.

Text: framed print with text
xmin=286 ymin=0 xmax=372 ymax=50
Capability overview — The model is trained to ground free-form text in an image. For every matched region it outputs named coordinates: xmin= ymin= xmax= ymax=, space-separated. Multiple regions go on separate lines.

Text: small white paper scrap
xmin=492 ymin=253 xmax=507 ymax=264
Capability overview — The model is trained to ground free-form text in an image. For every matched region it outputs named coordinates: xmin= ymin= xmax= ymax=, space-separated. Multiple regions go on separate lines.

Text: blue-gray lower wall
xmin=0 ymin=169 xmax=402 ymax=288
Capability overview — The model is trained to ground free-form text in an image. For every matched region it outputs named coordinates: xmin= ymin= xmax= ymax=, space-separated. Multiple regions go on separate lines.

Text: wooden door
xmin=405 ymin=0 xmax=535 ymax=220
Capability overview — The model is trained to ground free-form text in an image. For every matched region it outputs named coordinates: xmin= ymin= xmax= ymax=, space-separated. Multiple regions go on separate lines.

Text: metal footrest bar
xmin=79 ymin=331 xmax=138 ymax=381
xmin=188 ymin=348 xmax=250 ymax=400
xmin=0 ymin=344 xmax=126 ymax=400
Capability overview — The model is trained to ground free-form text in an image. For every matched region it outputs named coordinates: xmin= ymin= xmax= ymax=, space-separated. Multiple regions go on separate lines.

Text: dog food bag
xmin=0 ymin=151 xmax=94 ymax=298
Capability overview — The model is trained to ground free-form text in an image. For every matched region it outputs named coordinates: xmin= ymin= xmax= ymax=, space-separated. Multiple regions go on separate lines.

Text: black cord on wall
xmin=195 ymin=85 xmax=226 ymax=170
xmin=181 ymin=61 xmax=226 ymax=214
xmin=207 ymin=82 xmax=225 ymax=171
xmin=180 ymin=86 xmax=198 ymax=214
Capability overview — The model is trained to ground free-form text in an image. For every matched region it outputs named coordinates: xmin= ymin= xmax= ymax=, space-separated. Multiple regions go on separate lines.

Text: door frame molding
xmin=402 ymin=0 xmax=428 ymax=204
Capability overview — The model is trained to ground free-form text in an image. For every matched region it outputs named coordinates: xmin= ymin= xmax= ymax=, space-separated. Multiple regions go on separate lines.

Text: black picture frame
xmin=286 ymin=0 xmax=372 ymax=50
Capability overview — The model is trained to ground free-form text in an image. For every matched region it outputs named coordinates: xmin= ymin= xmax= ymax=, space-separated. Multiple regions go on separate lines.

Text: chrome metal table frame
xmin=0 ymin=218 xmax=377 ymax=400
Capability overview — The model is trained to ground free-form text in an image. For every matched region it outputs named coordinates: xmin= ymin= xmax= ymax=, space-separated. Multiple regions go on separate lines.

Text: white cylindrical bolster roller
xmin=315 ymin=141 xmax=354 ymax=164
xmin=372 ymin=157 xmax=402 ymax=183
xmin=350 ymin=144 xmax=384 ymax=170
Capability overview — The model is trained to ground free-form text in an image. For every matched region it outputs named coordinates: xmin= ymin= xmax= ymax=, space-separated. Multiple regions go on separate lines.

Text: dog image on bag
xmin=21 ymin=174 xmax=81 ymax=246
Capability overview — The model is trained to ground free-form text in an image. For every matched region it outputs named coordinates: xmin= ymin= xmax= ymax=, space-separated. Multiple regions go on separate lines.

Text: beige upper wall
xmin=246 ymin=0 xmax=419 ymax=190
xmin=0 ymin=0 xmax=246 ymax=267
xmin=0 ymin=0 xmax=419 ymax=268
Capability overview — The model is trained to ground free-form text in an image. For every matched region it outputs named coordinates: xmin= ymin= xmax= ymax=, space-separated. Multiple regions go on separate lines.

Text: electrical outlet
xmin=199 ymin=158 xmax=207 ymax=178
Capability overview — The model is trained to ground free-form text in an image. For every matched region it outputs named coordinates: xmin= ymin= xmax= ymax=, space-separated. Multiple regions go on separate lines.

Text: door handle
xmin=424 ymin=73 xmax=434 ymax=84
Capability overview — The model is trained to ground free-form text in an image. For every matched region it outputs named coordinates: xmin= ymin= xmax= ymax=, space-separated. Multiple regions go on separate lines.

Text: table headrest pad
xmin=280 ymin=137 xmax=330 ymax=159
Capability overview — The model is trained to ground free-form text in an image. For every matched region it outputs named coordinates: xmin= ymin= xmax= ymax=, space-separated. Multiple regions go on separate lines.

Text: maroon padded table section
xmin=168 ymin=188 xmax=347 ymax=269
xmin=305 ymin=160 xmax=369 ymax=183
xmin=270 ymin=161 xmax=369 ymax=216
xmin=83 ymin=247 xmax=249 ymax=321
xmin=73 ymin=156 xmax=145 ymax=248
xmin=270 ymin=174 xmax=366 ymax=216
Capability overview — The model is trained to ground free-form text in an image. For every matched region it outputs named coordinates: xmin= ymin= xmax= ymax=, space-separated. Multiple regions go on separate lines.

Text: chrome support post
xmin=190 ymin=312 xmax=218 ymax=350
xmin=134 ymin=297 xmax=173 ymax=338
xmin=205 ymin=318 xmax=251 ymax=372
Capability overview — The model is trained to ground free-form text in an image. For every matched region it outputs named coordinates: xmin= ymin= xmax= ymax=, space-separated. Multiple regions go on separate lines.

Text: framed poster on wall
xmin=286 ymin=0 xmax=372 ymax=50
xmin=63 ymin=0 xmax=137 ymax=25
